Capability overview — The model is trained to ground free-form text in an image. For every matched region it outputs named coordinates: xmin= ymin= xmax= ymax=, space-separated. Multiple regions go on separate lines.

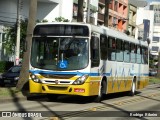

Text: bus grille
xmin=48 ymin=86 xmax=68 ymax=91
xmin=41 ymin=74 xmax=76 ymax=79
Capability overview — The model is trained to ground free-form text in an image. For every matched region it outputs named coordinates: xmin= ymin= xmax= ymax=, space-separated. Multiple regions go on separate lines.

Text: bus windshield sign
xmin=33 ymin=24 xmax=89 ymax=36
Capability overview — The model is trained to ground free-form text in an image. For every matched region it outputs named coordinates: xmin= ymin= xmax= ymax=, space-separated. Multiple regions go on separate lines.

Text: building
xmin=72 ymin=0 xmax=98 ymax=25
xmin=149 ymin=2 xmax=160 ymax=56
xmin=0 ymin=0 xmax=74 ymax=61
xmin=128 ymin=0 xmax=148 ymax=37
xmin=135 ymin=8 xmax=154 ymax=42
xmin=0 ymin=0 xmax=149 ymax=62
xmin=97 ymin=0 xmax=128 ymax=32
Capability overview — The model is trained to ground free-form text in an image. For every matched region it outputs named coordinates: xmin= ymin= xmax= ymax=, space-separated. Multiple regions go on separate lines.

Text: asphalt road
xmin=0 ymin=84 xmax=160 ymax=120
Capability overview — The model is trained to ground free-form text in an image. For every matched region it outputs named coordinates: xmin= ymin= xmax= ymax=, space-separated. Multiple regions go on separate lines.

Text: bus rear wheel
xmin=129 ymin=79 xmax=136 ymax=96
xmin=94 ymin=80 xmax=106 ymax=102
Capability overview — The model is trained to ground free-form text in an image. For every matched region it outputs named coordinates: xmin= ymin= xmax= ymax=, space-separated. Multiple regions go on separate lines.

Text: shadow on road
xmin=7 ymin=87 xmax=32 ymax=120
xmin=27 ymin=91 xmax=142 ymax=104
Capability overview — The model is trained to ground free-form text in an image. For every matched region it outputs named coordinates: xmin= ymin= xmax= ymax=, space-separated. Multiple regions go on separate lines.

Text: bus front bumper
xmin=29 ymin=80 xmax=96 ymax=96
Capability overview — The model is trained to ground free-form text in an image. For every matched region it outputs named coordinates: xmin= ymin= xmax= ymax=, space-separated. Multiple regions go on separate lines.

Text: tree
xmin=54 ymin=16 xmax=69 ymax=22
xmin=104 ymin=0 xmax=110 ymax=27
xmin=4 ymin=19 xmax=28 ymax=58
xmin=77 ymin=0 xmax=84 ymax=22
xmin=16 ymin=0 xmax=37 ymax=92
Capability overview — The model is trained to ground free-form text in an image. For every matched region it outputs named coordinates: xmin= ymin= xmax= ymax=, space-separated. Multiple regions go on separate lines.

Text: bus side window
xmin=142 ymin=47 xmax=148 ymax=64
xmin=137 ymin=45 xmax=142 ymax=64
xmin=108 ymin=37 xmax=116 ymax=61
xmin=100 ymin=35 xmax=107 ymax=60
xmin=116 ymin=39 xmax=123 ymax=62
xmin=124 ymin=41 xmax=130 ymax=62
xmin=130 ymin=43 xmax=136 ymax=63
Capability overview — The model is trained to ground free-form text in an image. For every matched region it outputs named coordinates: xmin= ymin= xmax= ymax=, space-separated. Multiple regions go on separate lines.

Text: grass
xmin=149 ymin=77 xmax=160 ymax=84
xmin=0 ymin=87 xmax=21 ymax=97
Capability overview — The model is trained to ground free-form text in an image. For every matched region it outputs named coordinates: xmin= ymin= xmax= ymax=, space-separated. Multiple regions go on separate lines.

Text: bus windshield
xmin=31 ymin=37 xmax=89 ymax=71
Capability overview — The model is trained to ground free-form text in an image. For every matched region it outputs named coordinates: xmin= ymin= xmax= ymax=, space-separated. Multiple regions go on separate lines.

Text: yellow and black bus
xmin=28 ymin=22 xmax=149 ymax=102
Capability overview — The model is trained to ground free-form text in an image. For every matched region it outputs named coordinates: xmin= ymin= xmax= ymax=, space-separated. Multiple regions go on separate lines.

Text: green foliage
xmin=3 ymin=17 xmax=68 ymax=59
xmin=4 ymin=19 xmax=28 ymax=58
xmin=0 ymin=61 xmax=14 ymax=72
xmin=3 ymin=19 xmax=48 ymax=58
xmin=41 ymin=19 xmax=48 ymax=23
xmin=54 ymin=16 xmax=69 ymax=22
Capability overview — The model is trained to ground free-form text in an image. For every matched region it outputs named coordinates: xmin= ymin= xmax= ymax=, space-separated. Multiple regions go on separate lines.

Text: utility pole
xmin=15 ymin=0 xmax=21 ymax=65
xmin=77 ymin=0 xmax=84 ymax=22
xmin=104 ymin=0 xmax=110 ymax=27
xmin=16 ymin=0 xmax=37 ymax=90
xmin=86 ymin=0 xmax=90 ymax=23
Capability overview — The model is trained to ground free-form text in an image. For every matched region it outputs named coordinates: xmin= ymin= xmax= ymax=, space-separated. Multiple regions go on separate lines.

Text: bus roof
xmin=34 ymin=22 xmax=148 ymax=47
xmin=91 ymin=25 xmax=148 ymax=47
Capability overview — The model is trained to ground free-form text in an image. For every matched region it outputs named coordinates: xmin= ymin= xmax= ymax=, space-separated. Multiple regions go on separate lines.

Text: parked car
xmin=0 ymin=65 xmax=21 ymax=87
xmin=149 ymin=69 xmax=157 ymax=76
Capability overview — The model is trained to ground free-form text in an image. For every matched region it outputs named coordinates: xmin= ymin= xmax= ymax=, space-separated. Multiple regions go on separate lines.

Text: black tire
xmin=94 ymin=80 xmax=106 ymax=102
xmin=129 ymin=79 xmax=136 ymax=96
xmin=47 ymin=94 xmax=59 ymax=101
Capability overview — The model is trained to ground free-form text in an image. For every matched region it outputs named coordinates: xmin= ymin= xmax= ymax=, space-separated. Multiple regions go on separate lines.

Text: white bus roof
xmin=35 ymin=22 xmax=148 ymax=47
xmin=91 ymin=25 xmax=148 ymax=47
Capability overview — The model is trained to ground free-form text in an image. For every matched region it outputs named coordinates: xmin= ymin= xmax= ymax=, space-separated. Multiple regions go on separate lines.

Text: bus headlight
xmin=72 ymin=74 xmax=89 ymax=85
xmin=30 ymin=74 xmax=41 ymax=83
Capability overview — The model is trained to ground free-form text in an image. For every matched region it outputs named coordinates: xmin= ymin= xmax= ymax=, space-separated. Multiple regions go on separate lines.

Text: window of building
xmin=114 ymin=1 xmax=118 ymax=12
xmin=152 ymin=46 xmax=159 ymax=52
xmin=153 ymin=37 xmax=159 ymax=43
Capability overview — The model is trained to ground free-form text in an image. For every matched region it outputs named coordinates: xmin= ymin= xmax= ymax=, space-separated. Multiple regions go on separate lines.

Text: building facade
xmin=97 ymin=0 xmax=128 ymax=32
xmin=149 ymin=2 xmax=160 ymax=56
xmin=0 ymin=0 xmax=74 ymax=61
xmin=135 ymin=8 xmax=154 ymax=42
xmin=0 ymin=0 xmax=149 ymax=61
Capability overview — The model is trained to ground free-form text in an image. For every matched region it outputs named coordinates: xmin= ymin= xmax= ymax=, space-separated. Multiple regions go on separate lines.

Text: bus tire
xmin=94 ymin=80 xmax=106 ymax=102
xmin=47 ymin=94 xmax=59 ymax=101
xmin=129 ymin=78 xmax=136 ymax=96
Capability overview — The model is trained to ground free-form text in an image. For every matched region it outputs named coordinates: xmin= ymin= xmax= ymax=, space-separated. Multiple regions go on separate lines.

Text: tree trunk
xmin=77 ymin=0 xmax=84 ymax=22
xmin=104 ymin=0 xmax=110 ymax=27
xmin=16 ymin=0 xmax=37 ymax=91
